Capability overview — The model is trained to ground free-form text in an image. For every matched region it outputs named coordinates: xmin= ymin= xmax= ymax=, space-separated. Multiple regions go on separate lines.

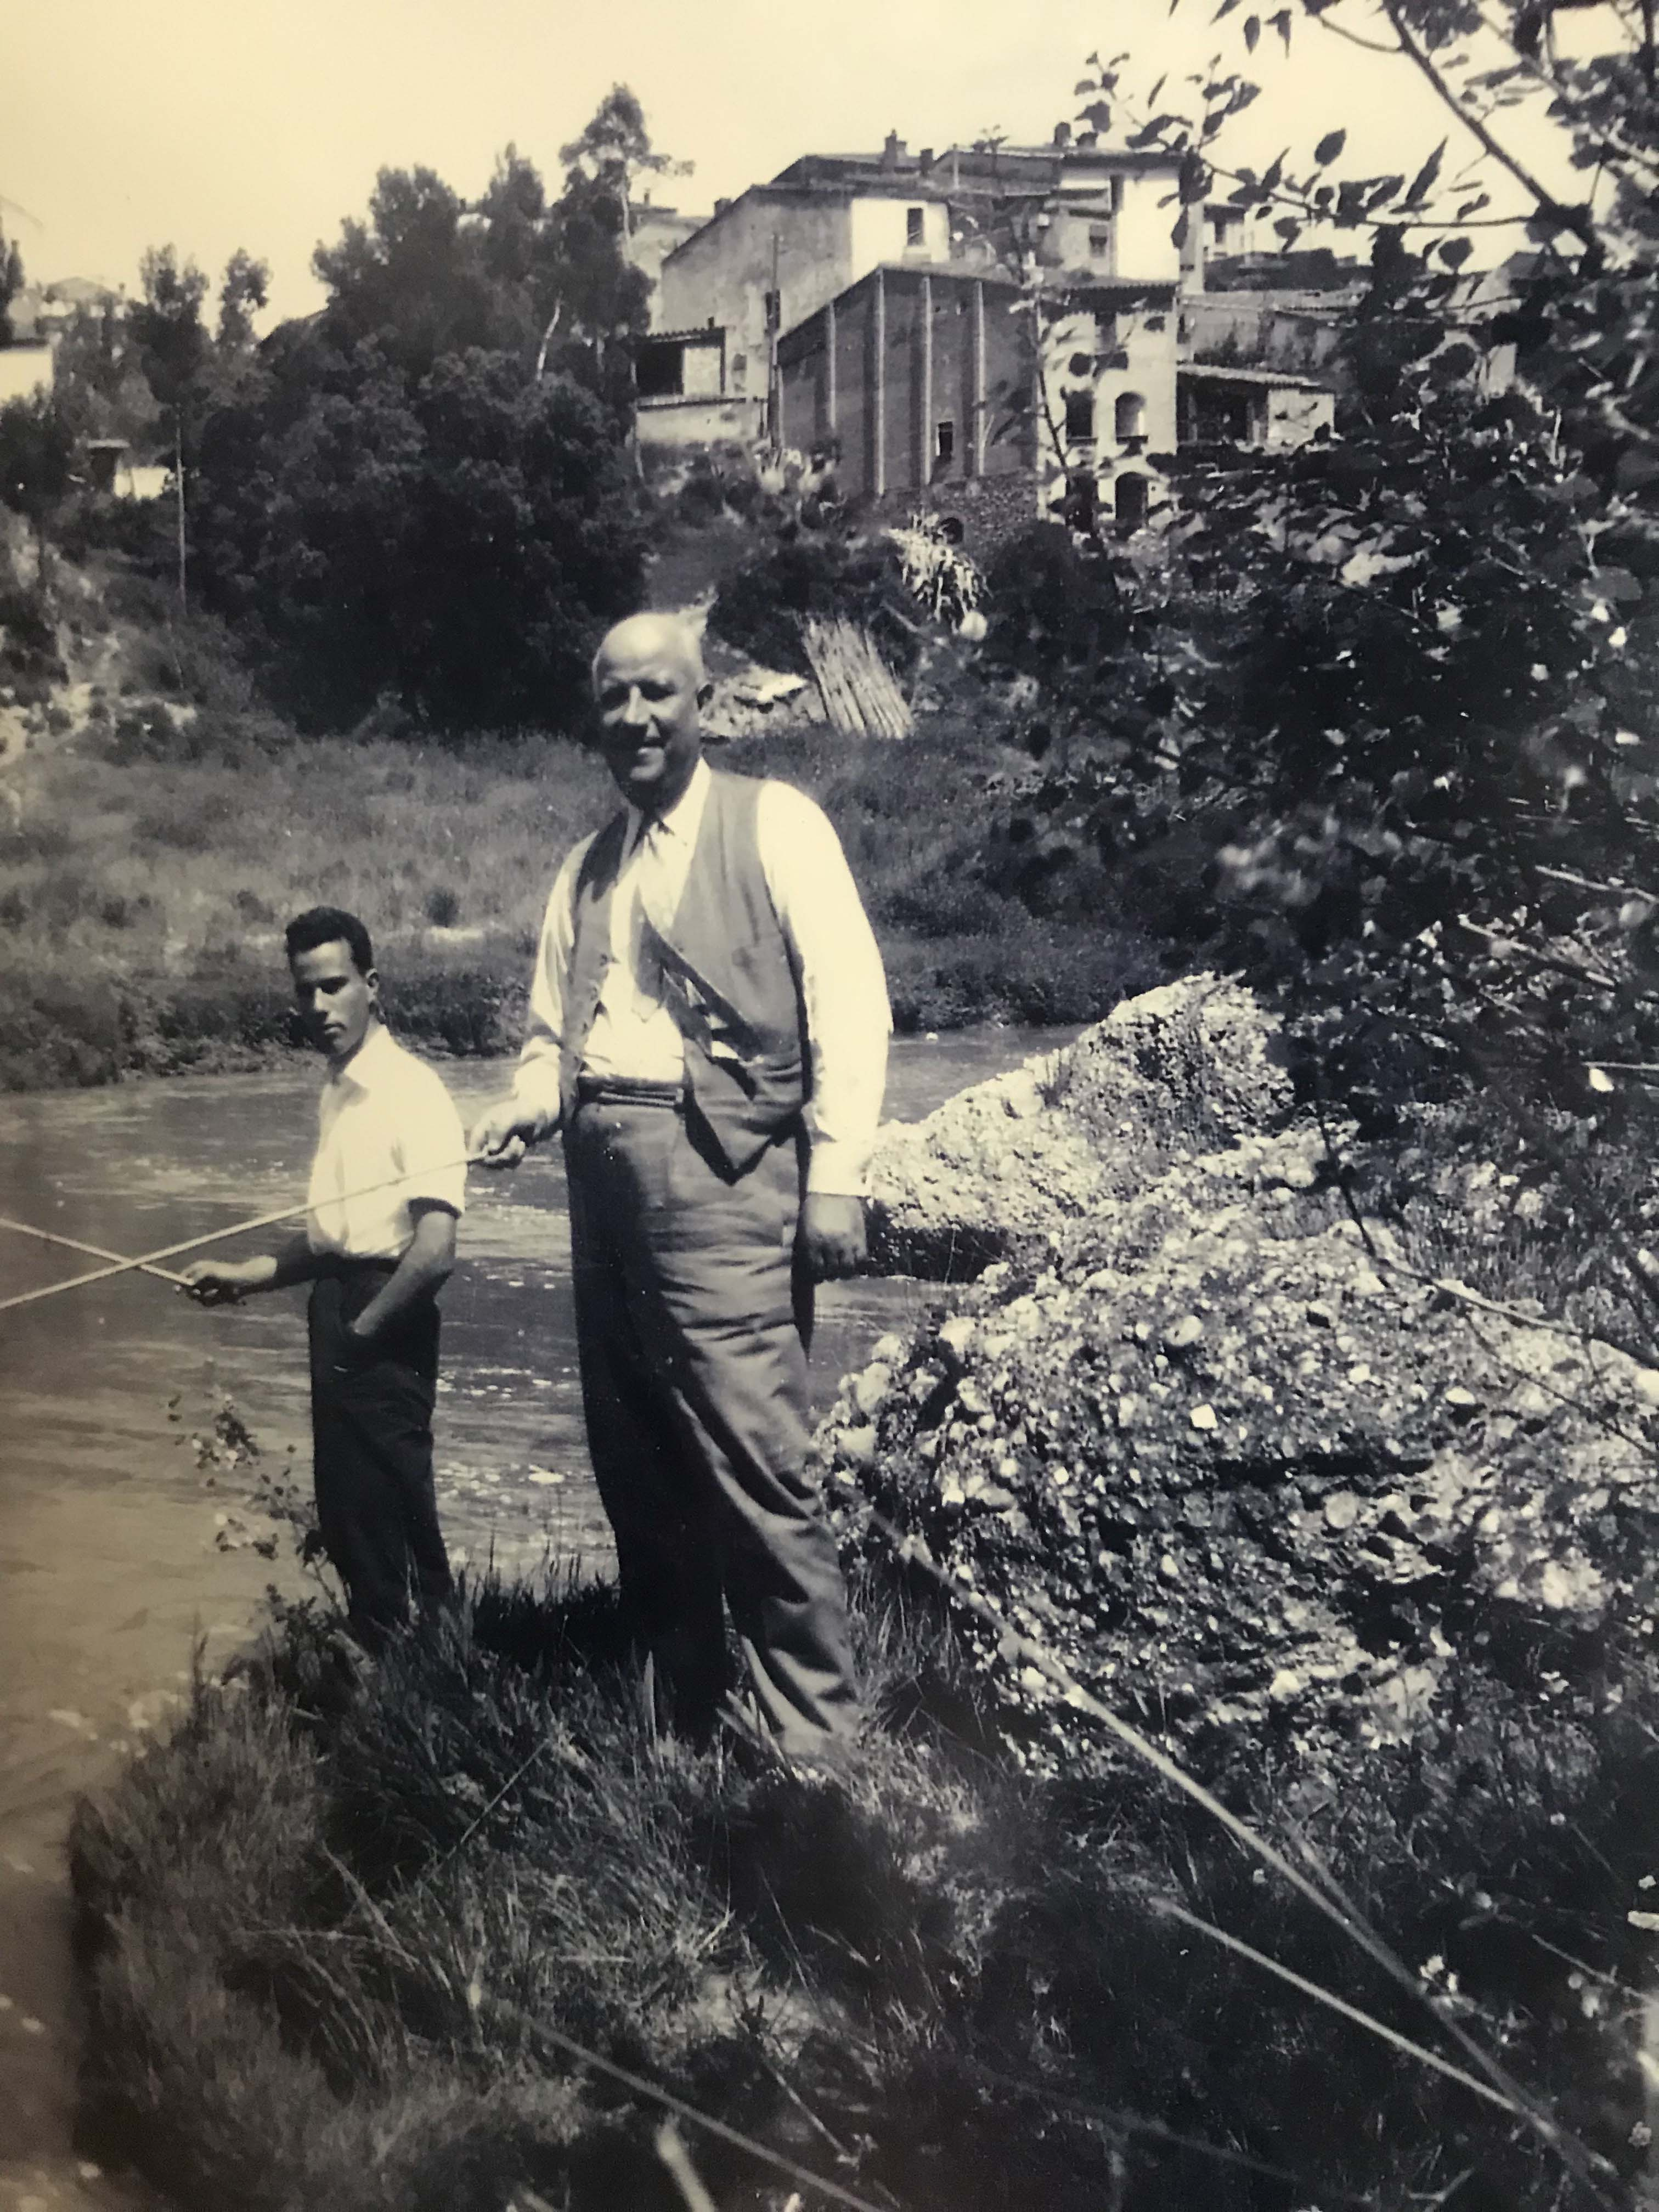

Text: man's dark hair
xmin=285 ymin=906 xmax=374 ymax=975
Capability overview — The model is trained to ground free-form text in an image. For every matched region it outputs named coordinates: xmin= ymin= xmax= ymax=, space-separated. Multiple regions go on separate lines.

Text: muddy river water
xmin=0 ymin=1029 xmax=1049 ymax=2212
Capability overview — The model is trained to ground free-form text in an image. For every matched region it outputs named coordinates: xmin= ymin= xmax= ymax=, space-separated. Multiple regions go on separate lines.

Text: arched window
xmin=1115 ymin=390 xmax=1146 ymax=443
xmin=1115 ymin=471 xmax=1148 ymax=529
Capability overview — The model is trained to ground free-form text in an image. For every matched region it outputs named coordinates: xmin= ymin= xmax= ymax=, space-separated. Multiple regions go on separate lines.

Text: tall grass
xmin=70 ymin=1567 xmax=1659 ymax=2212
xmin=0 ymin=669 xmax=1163 ymax=1089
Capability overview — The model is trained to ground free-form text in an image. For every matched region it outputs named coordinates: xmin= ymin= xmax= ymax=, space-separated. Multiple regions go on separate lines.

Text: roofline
xmin=777 ymin=261 xmax=1180 ymax=353
xmin=635 ymin=325 xmax=727 ymax=346
xmin=662 ymin=178 xmax=951 ymax=265
xmin=1178 ymin=363 xmax=1334 ymax=390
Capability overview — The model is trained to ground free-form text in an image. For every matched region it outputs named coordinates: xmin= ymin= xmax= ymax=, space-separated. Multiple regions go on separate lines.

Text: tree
xmin=0 ymin=228 xmax=22 ymax=346
xmin=313 ymin=167 xmax=510 ymax=375
xmin=0 ymin=393 xmax=74 ymax=577
xmin=558 ymin=84 xmax=691 ymax=249
xmin=129 ymin=246 xmax=210 ymax=609
xmin=981 ymin=5 xmax=1659 ymax=1143
xmin=191 ymin=345 xmax=647 ymax=731
xmin=216 ymin=248 xmax=269 ymax=354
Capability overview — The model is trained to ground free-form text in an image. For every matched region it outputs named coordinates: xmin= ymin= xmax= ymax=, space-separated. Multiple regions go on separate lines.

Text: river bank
xmin=57 ymin=994 xmax=1659 ymax=2212
xmin=0 ymin=640 xmax=1164 ymax=1096
xmin=0 ymin=1028 xmax=1046 ymax=2212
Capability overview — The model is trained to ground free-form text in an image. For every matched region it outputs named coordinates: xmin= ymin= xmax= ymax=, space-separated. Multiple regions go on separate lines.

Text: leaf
xmin=1260 ymin=148 xmax=1288 ymax=198
xmin=1244 ymin=13 xmax=1261 ymax=49
xmin=1084 ymin=100 xmax=1114 ymax=132
xmin=1271 ymin=7 xmax=1292 ymax=48
xmin=1074 ymin=78 xmax=1097 ymax=94
xmin=1148 ymin=72 xmax=1168 ymax=105
xmin=1439 ymin=237 xmax=1474 ymax=269
xmin=1403 ymin=138 xmax=1447 ymax=208
xmin=1314 ymin=128 xmax=1346 ymax=166
xmin=1212 ymin=0 xmax=1245 ymax=17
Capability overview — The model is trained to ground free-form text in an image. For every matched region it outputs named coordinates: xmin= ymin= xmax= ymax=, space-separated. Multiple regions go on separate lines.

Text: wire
xmin=0 ymin=1154 xmax=486 ymax=1317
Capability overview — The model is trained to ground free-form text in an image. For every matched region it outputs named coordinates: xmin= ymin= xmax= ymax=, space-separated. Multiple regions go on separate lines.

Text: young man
xmin=183 ymin=907 xmax=467 ymax=1649
xmin=470 ymin=612 xmax=890 ymax=1759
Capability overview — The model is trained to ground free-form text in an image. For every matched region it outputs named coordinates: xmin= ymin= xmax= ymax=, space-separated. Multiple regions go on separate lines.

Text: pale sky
xmin=4 ymin=0 xmax=1597 ymax=323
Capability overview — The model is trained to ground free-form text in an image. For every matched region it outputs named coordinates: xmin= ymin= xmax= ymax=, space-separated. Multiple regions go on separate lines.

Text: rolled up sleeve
xmin=511 ymin=843 xmax=586 ymax=1131
xmin=758 ymin=782 xmax=890 ymax=1196
xmin=398 ymin=1068 xmax=470 ymax=1217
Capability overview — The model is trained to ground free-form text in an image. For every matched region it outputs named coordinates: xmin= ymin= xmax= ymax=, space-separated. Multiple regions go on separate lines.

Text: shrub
xmin=709 ymin=527 xmax=923 ymax=676
xmin=68 ymin=1568 xmax=1659 ymax=2212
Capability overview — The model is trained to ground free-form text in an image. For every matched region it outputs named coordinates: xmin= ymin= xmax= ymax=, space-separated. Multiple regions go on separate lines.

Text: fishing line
xmin=0 ymin=1153 xmax=488 ymax=1316
xmin=0 ymin=1214 xmax=190 ymax=1288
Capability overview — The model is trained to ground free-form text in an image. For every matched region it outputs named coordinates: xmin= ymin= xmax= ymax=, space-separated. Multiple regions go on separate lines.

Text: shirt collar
xmin=329 ymin=1020 xmax=399 ymax=1093
xmin=626 ymin=755 xmax=710 ymax=854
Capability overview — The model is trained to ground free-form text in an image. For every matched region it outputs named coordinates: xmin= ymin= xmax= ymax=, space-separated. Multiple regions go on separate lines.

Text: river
xmin=0 ymin=1028 xmax=1048 ymax=2212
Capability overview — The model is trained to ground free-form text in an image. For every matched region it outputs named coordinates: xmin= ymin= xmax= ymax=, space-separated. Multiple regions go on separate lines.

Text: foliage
xmin=0 ymin=391 xmax=75 ymax=557
xmin=68 ymin=1562 xmax=1659 ymax=2211
xmin=888 ymin=510 xmax=986 ymax=629
xmin=49 ymin=301 xmax=164 ymax=449
xmin=0 ymin=222 xmax=23 ymax=345
xmin=977 ymin=3 xmax=1659 ymax=1149
xmin=191 ymin=344 xmax=647 ymax=732
xmin=129 ymin=247 xmax=210 ymax=418
xmin=708 ymin=523 xmax=924 ymax=676
xmin=172 ymin=99 xmax=680 ymax=729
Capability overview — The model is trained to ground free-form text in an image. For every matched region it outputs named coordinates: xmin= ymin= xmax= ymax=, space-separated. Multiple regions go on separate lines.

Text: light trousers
xmin=564 ymin=1096 xmax=859 ymax=1752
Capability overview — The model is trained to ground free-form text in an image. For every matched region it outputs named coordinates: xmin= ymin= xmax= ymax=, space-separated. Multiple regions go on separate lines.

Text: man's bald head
xmin=591 ymin=612 xmax=707 ymax=697
xmin=589 ymin=612 xmax=709 ymax=815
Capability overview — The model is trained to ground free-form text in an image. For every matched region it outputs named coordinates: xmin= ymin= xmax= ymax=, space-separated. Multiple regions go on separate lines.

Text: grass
xmin=0 ymin=592 xmax=1165 ymax=1088
xmin=68 ymin=1558 xmax=1659 ymax=2212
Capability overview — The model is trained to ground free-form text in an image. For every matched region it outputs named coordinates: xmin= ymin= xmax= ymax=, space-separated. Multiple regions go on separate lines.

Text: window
xmin=1115 ymin=471 xmax=1148 ymax=528
xmin=1089 ymin=227 xmax=1111 ymax=261
xmin=635 ymin=339 xmax=684 ymax=399
xmin=906 ymin=205 xmax=926 ymax=247
xmin=935 ymin=419 xmax=955 ymax=465
xmin=1064 ymin=390 xmax=1096 ymax=442
xmin=1114 ymin=391 xmax=1147 ymax=442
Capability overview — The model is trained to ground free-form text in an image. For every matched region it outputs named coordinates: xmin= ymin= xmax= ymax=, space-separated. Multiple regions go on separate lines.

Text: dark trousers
xmin=565 ymin=1097 xmax=859 ymax=1753
xmin=307 ymin=1267 xmax=452 ymax=1650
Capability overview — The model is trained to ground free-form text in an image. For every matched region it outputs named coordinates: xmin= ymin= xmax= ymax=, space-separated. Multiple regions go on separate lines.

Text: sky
xmin=3 ymin=0 xmax=1602 ymax=324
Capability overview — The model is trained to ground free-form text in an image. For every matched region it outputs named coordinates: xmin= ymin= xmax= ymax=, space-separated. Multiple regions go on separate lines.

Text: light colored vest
xmin=560 ymin=770 xmax=809 ymax=1177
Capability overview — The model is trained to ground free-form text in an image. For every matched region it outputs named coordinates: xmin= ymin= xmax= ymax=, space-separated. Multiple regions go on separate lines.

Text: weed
xmin=70 ymin=1566 xmax=1659 ymax=2212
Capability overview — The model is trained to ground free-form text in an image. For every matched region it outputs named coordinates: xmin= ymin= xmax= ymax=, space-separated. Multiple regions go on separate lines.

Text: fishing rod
xmin=0 ymin=1153 xmax=488 ymax=1317
xmin=0 ymin=1214 xmax=190 ymax=1288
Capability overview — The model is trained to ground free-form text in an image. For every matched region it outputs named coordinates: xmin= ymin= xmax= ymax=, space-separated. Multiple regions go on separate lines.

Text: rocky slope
xmin=828 ymin=980 xmax=1659 ymax=1782
xmin=865 ymin=975 xmax=1294 ymax=1277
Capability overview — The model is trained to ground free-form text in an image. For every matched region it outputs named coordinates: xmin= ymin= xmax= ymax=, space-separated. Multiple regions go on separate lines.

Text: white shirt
xmin=512 ymin=759 xmax=891 ymax=1195
xmin=307 ymin=1024 xmax=469 ymax=1259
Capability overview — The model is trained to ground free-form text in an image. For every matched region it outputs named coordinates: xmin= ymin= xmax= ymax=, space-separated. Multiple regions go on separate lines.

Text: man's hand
xmin=180 ymin=1258 xmax=266 ymax=1306
xmin=470 ymin=1100 xmax=548 ymax=1171
xmin=799 ymin=1193 xmax=867 ymax=1282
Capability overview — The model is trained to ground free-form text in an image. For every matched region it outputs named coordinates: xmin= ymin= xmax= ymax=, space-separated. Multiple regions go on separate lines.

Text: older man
xmin=471 ymin=613 xmax=889 ymax=1755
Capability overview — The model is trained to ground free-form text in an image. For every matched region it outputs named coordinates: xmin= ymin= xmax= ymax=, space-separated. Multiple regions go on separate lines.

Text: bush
xmin=69 ymin=1567 xmax=1659 ymax=2212
xmin=709 ymin=527 xmax=923 ymax=676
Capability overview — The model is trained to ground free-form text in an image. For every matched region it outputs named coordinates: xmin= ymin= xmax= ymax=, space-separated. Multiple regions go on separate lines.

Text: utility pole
xmin=173 ymin=409 xmax=187 ymax=614
xmin=767 ymin=230 xmax=781 ymax=452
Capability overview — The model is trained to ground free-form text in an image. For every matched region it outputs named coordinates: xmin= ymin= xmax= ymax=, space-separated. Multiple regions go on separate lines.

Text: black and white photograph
xmin=3 ymin=2 xmax=1658 ymax=2205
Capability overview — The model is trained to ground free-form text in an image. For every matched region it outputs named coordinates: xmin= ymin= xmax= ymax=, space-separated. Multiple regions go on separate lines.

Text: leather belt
xmin=574 ymin=1075 xmax=684 ymax=1108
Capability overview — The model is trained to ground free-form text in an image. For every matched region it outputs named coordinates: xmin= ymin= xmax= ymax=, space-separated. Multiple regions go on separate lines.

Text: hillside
xmin=0 ymin=522 xmax=1162 ymax=1093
